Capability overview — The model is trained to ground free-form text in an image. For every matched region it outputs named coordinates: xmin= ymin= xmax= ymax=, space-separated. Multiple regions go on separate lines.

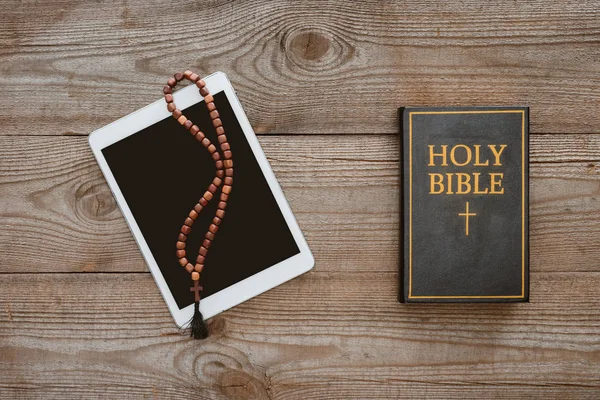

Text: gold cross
xmin=458 ymin=201 xmax=476 ymax=236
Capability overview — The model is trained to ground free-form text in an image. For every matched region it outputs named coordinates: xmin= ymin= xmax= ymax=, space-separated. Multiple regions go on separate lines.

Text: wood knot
xmin=217 ymin=369 xmax=268 ymax=400
xmin=197 ymin=355 xmax=269 ymax=400
xmin=75 ymin=180 xmax=117 ymax=221
xmin=208 ymin=315 xmax=227 ymax=335
xmin=282 ymin=27 xmax=353 ymax=72
xmin=289 ymin=31 xmax=330 ymax=61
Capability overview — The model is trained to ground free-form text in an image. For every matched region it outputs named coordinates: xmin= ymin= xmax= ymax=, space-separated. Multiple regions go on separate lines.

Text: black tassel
xmin=190 ymin=301 xmax=209 ymax=339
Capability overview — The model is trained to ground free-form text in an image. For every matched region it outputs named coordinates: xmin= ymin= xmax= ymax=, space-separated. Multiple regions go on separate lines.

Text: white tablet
xmin=89 ymin=71 xmax=314 ymax=327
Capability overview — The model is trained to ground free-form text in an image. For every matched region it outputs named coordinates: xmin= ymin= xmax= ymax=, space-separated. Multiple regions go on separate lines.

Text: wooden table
xmin=1 ymin=1 xmax=599 ymax=398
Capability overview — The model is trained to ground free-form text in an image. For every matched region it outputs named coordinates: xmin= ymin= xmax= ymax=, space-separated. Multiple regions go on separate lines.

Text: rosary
xmin=163 ymin=71 xmax=233 ymax=339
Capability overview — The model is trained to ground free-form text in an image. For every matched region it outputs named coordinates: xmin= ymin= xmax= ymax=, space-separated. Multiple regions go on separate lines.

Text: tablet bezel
xmin=89 ymin=71 xmax=314 ymax=327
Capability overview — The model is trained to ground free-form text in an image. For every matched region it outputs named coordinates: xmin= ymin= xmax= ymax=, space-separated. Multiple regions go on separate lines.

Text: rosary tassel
xmin=190 ymin=301 xmax=209 ymax=339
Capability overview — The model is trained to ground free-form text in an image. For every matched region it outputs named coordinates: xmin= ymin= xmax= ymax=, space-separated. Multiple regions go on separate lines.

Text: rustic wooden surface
xmin=0 ymin=1 xmax=599 ymax=399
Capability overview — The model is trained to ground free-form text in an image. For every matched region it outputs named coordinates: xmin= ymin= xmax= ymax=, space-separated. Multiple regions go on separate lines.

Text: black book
xmin=400 ymin=107 xmax=529 ymax=302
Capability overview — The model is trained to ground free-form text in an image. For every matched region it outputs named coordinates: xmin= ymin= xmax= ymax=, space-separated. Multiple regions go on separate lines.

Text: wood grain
xmin=0 ymin=271 xmax=598 ymax=399
xmin=1 ymin=0 xmax=599 ymax=397
xmin=0 ymin=135 xmax=599 ymax=275
xmin=0 ymin=0 xmax=598 ymax=136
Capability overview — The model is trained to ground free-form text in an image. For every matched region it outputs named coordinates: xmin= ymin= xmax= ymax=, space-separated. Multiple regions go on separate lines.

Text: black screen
xmin=102 ymin=91 xmax=300 ymax=309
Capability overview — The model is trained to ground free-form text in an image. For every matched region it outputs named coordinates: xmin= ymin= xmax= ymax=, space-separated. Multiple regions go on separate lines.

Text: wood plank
xmin=0 ymin=271 xmax=598 ymax=399
xmin=0 ymin=135 xmax=599 ymax=274
xmin=0 ymin=0 xmax=599 ymax=136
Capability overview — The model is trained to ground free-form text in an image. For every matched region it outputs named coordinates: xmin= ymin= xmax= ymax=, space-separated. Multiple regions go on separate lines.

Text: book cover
xmin=400 ymin=107 xmax=529 ymax=302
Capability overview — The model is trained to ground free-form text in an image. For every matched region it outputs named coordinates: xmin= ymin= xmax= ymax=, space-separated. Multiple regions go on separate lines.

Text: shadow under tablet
xmin=102 ymin=91 xmax=299 ymax=309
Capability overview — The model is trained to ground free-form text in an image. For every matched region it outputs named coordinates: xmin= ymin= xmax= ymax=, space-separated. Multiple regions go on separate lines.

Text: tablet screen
xmin=102 ymin=91 xmax=300 ymax=309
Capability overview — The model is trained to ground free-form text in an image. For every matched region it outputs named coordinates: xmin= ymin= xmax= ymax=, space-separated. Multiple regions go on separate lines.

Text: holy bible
xmin=399 ymin=107 xmax=529 ymax=302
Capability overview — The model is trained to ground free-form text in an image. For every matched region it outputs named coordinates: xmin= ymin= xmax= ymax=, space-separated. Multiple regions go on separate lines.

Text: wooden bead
xmin=165 ymin=76 xmax=234 ymax=280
